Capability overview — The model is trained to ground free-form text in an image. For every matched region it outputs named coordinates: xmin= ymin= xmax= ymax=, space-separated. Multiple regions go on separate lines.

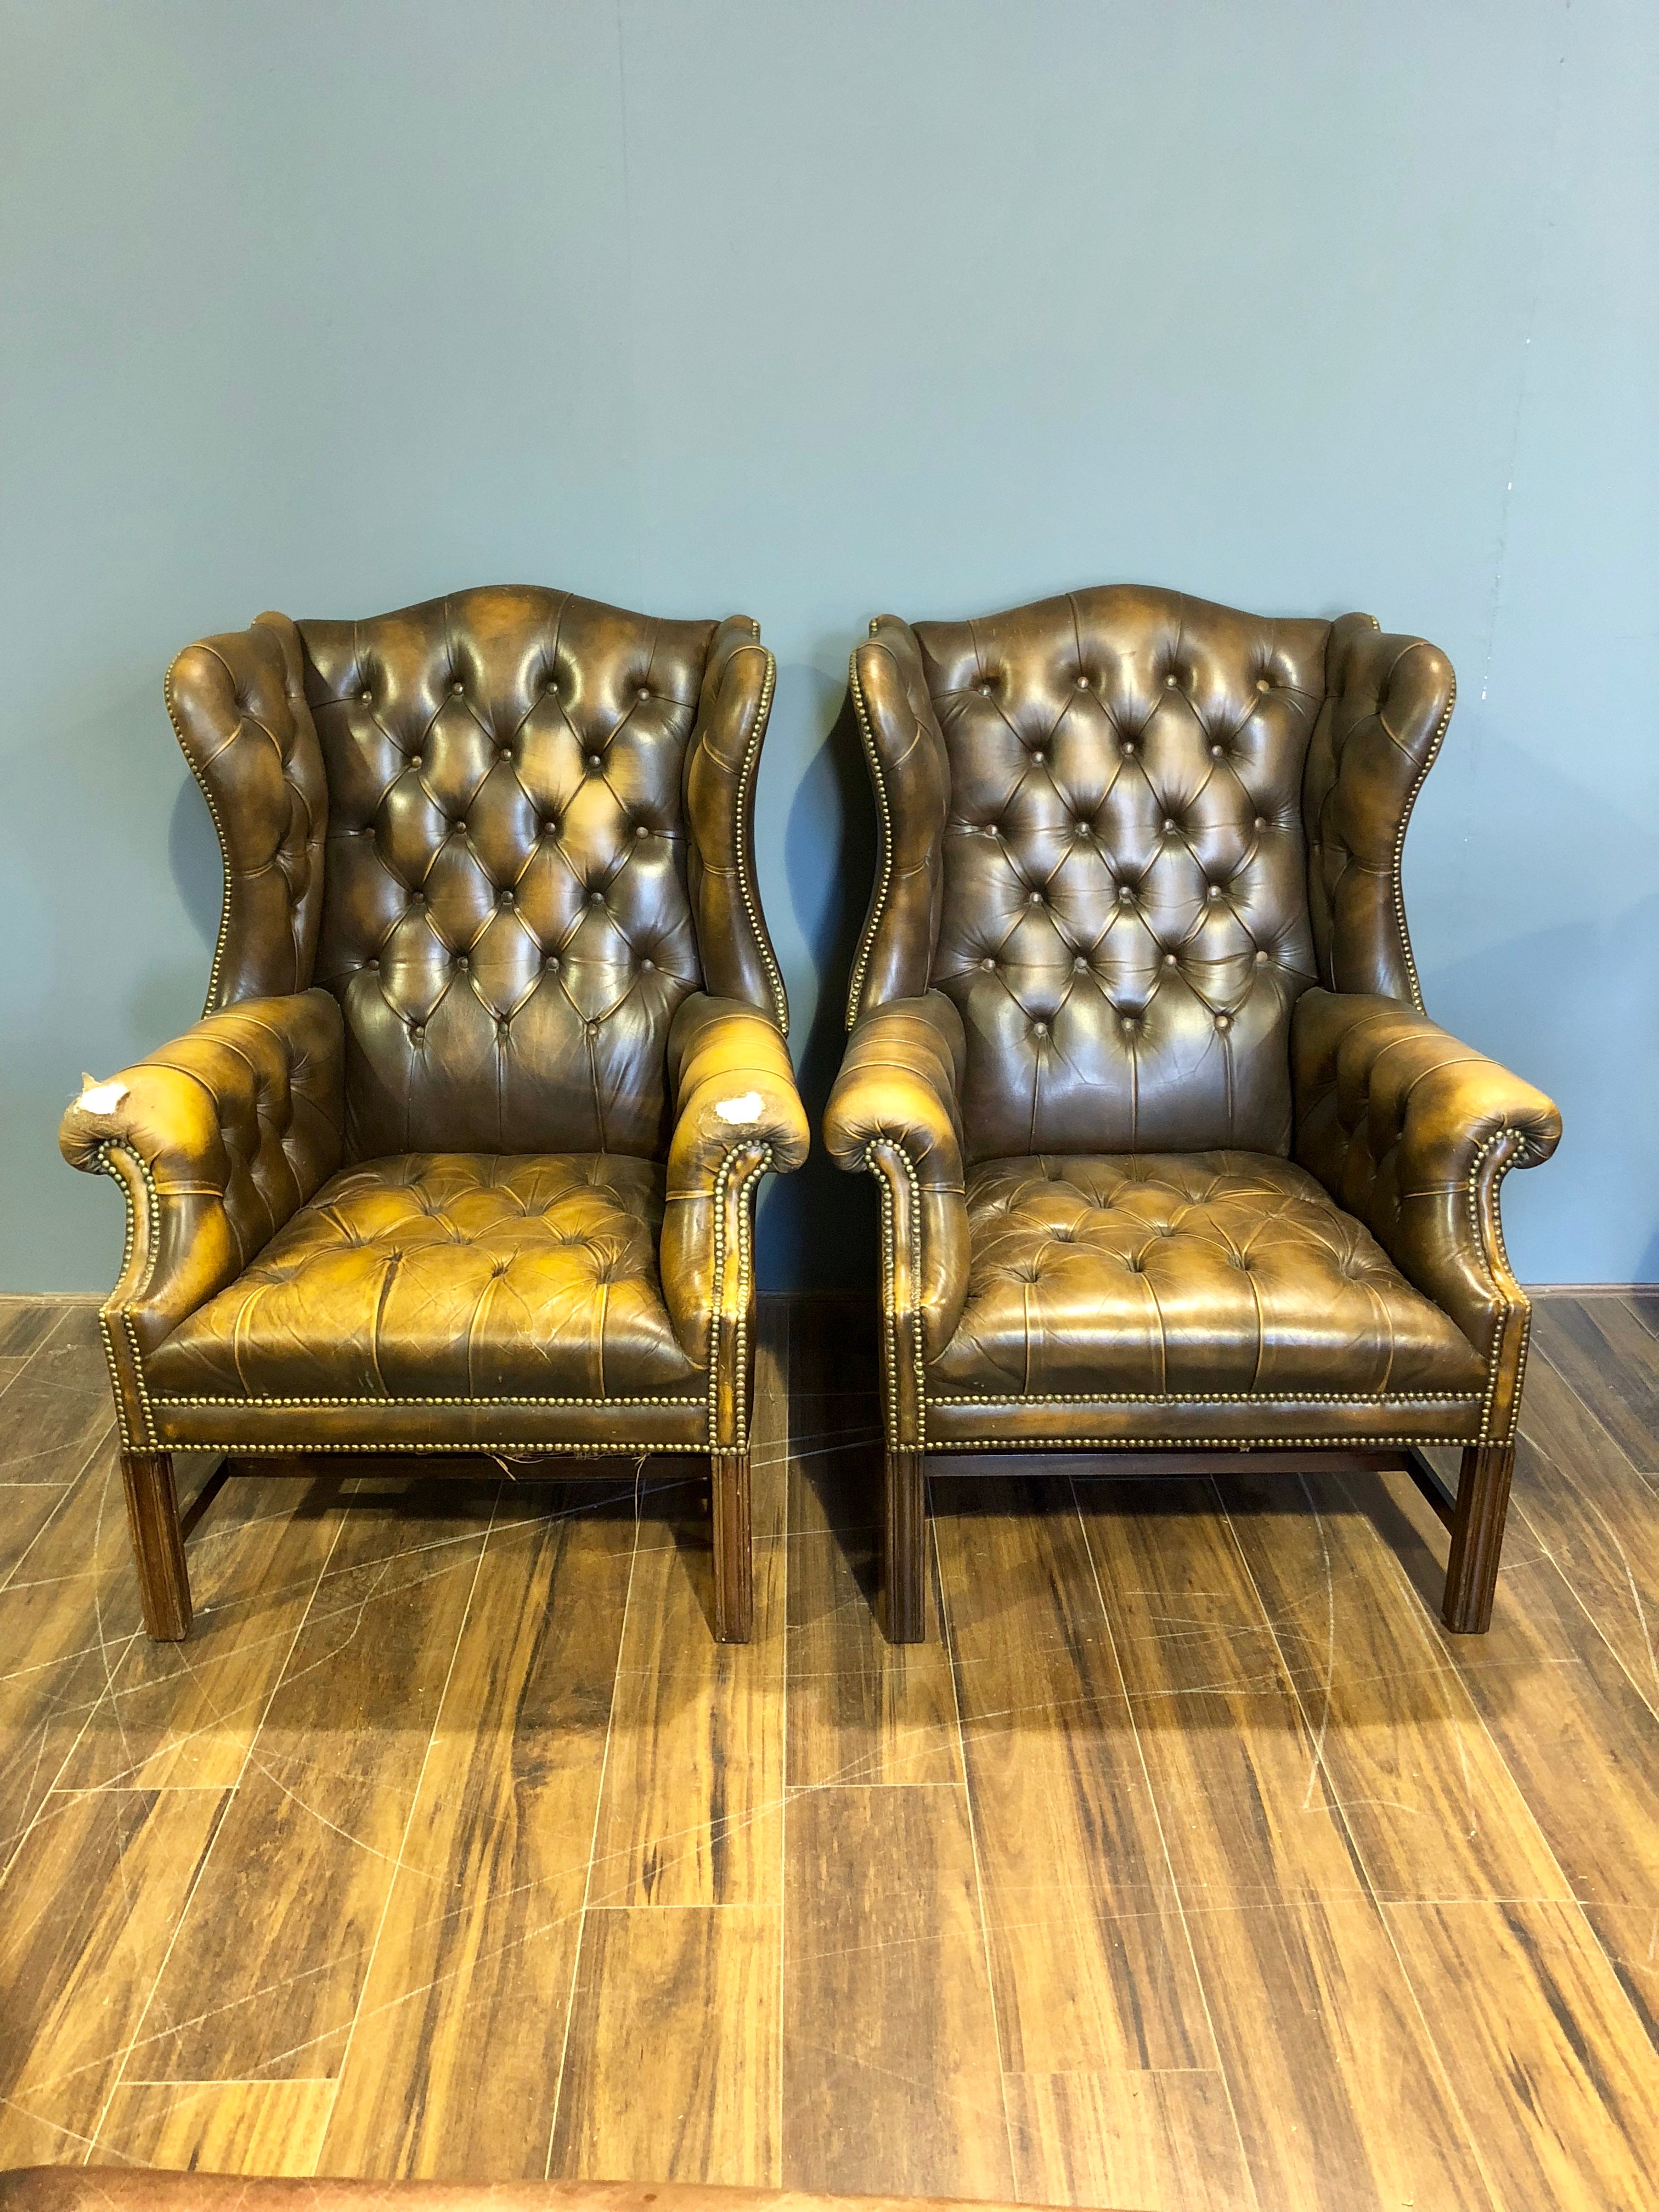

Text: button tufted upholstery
xmin=826 ymin=584 xmax=1560 ymax=1641
xmin=62 ymin=588 xmax=806 ymax=1645
xmin=146 ymin=1153 xmax=701 ymax=1423
xmin=930 ymin=1154 xmax=1483 ymax=1404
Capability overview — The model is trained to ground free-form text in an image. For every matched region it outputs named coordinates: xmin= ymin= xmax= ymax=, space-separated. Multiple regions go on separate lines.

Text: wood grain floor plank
xmin=787 ymin=1509 xmax=961 ymax=1788
xmin=1386 ymin=1898 xmax=1659 ymax=2210
xmin=1510 ymin=1353 xmax=1659 ymax=1719
xmin=1077 ymin=1477 xmax=1492 ymax=2212
xmin=93 ymin=2078 xmax=335 ymax=2174
xmin=0 ymin=1298 xmax=80 ymax=1361
xmin=549 ymin=1904 xmax=780 ymax=2186
xmin=0 ymin=1306 xmax=114 ymax=1484
xmin=0 ymin=1441 xmax=145 ymax=1870
xmin=0 ymin=1788 xmax=229 ymax=2165
xmin=1583 ymin=1903 xmax=1659 ymax=2051
xmin=781 ymin=1784 xmax=1012 ymax=2200
xmin=1220 ymin=1468 xmax=1573 ymax=1903
xmin=1003 ymin=2069 xmax=1254 ymax=2212
xmin=1355 ymin=1464 xmax=1659 ymax=1914
xmin=932 ymin=1475 xmax=1214 ymax=2077
xmin=129 ymin=1481 xmax=496 ymax=2083
xmin=0 ymin=1483 xmax=72 ymax=1588
xmin=588 ymin=1511 xmax=782 ymax=1908
xmin=53 ymin=1469 xmax=346 ymax=1793
xmin=317 ymin=1488 xmax=636 ymax=2180
xmin=589 ymin=1314 xmax=788 ymax=1908
xmin=1531 ymin=1298 xmax=1659 ymax=1470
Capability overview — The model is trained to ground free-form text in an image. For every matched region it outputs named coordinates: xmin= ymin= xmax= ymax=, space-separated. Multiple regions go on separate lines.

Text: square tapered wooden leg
xmin=712 ymin=1447 xmax=753 ymax=1643
xmin=884 ymin=1444 xmax=928 ymax=1643
xmin=1442 ymin=1443 xmax=1515 ymax=1634
xmin=121 ymin=1449 xmax=191 ymax=1640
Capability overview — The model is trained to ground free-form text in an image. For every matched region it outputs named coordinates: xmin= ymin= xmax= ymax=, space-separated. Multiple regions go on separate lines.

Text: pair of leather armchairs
xmin=63 ymin=583 xmax=1559 ymax=1650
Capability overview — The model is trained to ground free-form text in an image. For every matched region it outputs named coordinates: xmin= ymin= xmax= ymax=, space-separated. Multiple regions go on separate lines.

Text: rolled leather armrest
xmin=824 ymin=991 xmax=970 ymax=1358
xmin=659 ymin=993 xmax=809 ymax=1365
xmin=59 ymin=989 xmax=345 ymax=1365
xmin=1293 ymin=989 xmax=1561 ymax=1370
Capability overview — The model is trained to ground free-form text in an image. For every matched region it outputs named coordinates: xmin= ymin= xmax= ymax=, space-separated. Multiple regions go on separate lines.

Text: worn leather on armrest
xmin=825 ymin=991 xmax=970 ymax=1359
xmin=1293 ymin=989 xmax=1561 ymax=1369
xmin=659 ymin=993 xmax=808 ymax=1363
xmin=59 ymin=989 xmax=346 ymax=1362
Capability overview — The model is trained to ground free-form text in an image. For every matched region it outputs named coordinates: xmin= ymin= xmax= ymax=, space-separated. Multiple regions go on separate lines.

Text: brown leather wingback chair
xmin=825 ymin=586 xmax=1560 ymax=1641
xmin=61 ymin=587 xmax=808 ymax=1644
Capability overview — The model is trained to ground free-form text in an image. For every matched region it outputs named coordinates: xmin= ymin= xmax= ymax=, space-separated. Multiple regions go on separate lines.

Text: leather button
xmin=456 ymin=954 xmax=470 ymax=970
xmin=1162 ymin=817 xmax=1177 ymax=833
xmin=544 ymin=953 xmax=560 ymax=972
xmin=1215 ymin=1012 xmax=1233 ymax=1031
xmin=410 ymin=1025 xmax=425 ymax=1043
xmin=589 ymin=889 xmax=605 ymax=907
xmin=358 ymin=689 xmax=372 ymax=704
xmin=977 ymin=680 xmax=993 ymax=696
xmin=364 ymin=957 xmax=378 ymax=970
xmin=586 ymin=1019 xmax=601 ymax=1036
xmin=1032 ymin=1020 xmax=1049 ymax=1037
xmin=1028 ymin=890 xmax=1044 ymax=906
xmin=1164 ymin=673 xmax=1178 ymax=689
xmin=640 ymin=956 xmax=654 ymax=972
xmin=1121 ymin=740 xmax=1138 ymax=757
xmin=1207 ymin=885 xmax=1222 ymax=900
xmin=1210 ymin=743 xmax=1224 ymax=758
xmin=1256 ymin=676 xmax=1272 ymax=692
xmin=980 ymin=957 xmax=996 ymax=971
xmin=636 ymin=685 xmax=651 ymax=701
xmin=1162 ymin=951 xmax=1178 ymax=967
xmin=1031 ymin=747 xmax=1047 ymax=764
xmin=986 ymin=822 xmax=1001 ymax=838
xmin=1118 ymin=885 xmax=1134 ymax=904
xmin=1072 ymin=955 xmax=1088 ymax=971
xmin=500 ymin=890 xmax=515 ymax=907
xmin=1254 ymin=815 xmax=1268 ymax=830
xmin=410 ymin=754 xmax=423 ymax=770
xmin=586 ymin=753 xmax=602 ymax=771
xmin=1075 ymin=674 xmax=1090 ymax=690
xmin=451 ymin=681 xmax=464 ymax=696
xmin=634 ymin=823 xmax=649 ymax=839
xmin=1255 ymin=949 xmax=1269 ymax=965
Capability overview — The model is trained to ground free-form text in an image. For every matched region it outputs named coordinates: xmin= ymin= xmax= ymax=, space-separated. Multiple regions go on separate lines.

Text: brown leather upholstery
xmin=62 ymin=588 xmax=805 ymax=1640
xmin=929 ymin=1152 xmax=1484 ymax=1419
xmin=827 ymin=585 xmax=1560 ymax=1638
xmin=0 ymin=2177 xmax=1136 ymax=2212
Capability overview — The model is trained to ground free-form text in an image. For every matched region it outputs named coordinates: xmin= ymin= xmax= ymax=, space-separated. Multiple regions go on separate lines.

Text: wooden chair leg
xmin=121 ymin=1449 xmax=191 ymax=1640
xmin=712 ymin=1448 xmax=753 ymax=1643
xmin=1442 ymin=1443 xmax=1515 ymax=1634
xmin=885 ymin=1444 xmax=928 ymax=1643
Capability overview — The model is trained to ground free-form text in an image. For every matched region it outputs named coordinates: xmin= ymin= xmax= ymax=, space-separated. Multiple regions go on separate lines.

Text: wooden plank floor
xmin=1 ymin=1289 xmax=1657 ymax=2209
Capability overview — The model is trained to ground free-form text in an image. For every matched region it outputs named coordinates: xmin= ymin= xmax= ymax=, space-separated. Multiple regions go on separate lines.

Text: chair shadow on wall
xmin=763 ymin=672 xmax=880 ymax=1293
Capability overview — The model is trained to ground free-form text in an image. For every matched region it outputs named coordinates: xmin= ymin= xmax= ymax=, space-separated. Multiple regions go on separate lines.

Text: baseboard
xmin=1523 ymin=1283 xmax=1659 ymax=1297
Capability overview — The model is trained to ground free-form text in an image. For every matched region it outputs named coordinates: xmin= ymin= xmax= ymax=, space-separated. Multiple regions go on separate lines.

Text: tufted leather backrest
xmin=167 ymin=614 xmax=329 ymax=1009
xmin=171 ymin=588 xmax=783 ymax=1163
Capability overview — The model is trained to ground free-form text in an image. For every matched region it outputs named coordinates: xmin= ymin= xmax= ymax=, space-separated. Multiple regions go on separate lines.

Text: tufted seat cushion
xmin=146 ymin=1153 xmax=702 ymax=1407
xmin=927 ymin=1152 xmax=1485 ymax=1404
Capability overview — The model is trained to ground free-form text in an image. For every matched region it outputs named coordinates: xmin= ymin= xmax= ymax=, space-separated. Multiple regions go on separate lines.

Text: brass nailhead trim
xmin=845 ymin=650 xmax=896 ymax=1029
xmin=155 ymin=1392 xmax=706 ymax=1409
xmin=733 ymin=648 xmax=789 ymax=1035
xmin=706 ymin=1142 xmax=772 ymax=1450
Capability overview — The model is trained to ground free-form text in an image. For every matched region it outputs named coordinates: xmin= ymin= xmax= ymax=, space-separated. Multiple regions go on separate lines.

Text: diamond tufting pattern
xmin=928 ymin=1151 xmax=1485 ymax=1402
xmin=146 ymin=1152 xmax=699 ymax=1402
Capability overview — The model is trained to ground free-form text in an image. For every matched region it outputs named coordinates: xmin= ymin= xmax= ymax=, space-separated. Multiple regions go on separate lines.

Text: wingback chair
xmin=61 ymin=587 xmax=808 ymax=1644
xmin=825 ymin=586 xmax=1560 ymax=1641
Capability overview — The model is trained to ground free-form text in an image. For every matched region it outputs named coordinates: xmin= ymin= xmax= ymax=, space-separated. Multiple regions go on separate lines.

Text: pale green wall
xmin=2 ymin=1 xmax=1654 ymax=1290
